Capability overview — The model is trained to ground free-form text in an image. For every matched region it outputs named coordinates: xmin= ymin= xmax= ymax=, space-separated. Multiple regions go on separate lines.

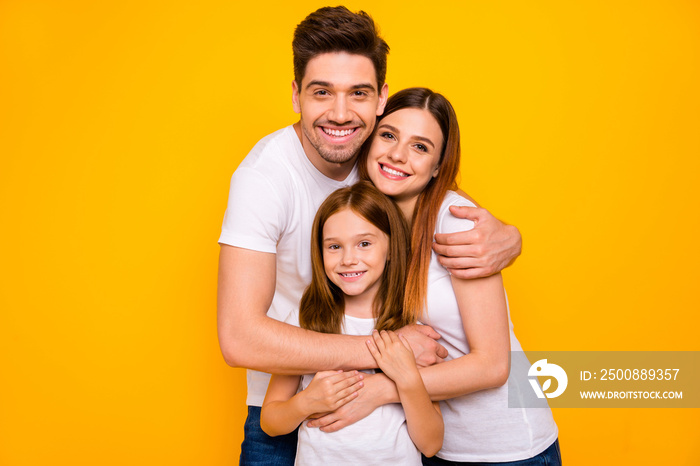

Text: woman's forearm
xmin=419 ymin=351 xmax=510 ymax=401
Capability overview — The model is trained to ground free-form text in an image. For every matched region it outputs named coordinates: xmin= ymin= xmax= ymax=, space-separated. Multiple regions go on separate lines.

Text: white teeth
xmin=323 ymin=128 xmax=354 ymax=137
xmin=340 ymin=272 xmax=364 ymax=277
xmin=381 ymin=165 xmax=409 ymax=177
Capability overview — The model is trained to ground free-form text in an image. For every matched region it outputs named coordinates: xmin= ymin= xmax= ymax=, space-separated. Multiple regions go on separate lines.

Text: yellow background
xmin=1 ymin=0 xmax=699 ymax=464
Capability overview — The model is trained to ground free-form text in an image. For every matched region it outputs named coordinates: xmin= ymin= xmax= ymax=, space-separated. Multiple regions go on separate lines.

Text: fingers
xmin=372 ymin=329 xmax=387 ymax=352
xmin=447 ymin=204 xmax=485 ymax=220
xmin=414 ymin=324 xmax=442 ymax=341
xmin=435 ymin=342 xmax=449 ymax=359
xmin=306 ymin=413 xmax=336 ymax=429
xmin=432 ymin=241 xmax=483 ymax=258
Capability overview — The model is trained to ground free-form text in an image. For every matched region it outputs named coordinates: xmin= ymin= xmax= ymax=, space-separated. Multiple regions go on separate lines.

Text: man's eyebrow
xmin=377 ymin=123 xmax=436 ymax=149
xmin=305 ymin=81 xmax=377 ymax=92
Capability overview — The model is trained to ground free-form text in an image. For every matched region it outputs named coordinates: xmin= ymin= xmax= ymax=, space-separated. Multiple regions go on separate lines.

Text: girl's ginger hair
xmin=358 ymin=88 xmax=461 ymax=320
xmin=299 ymin=181 xmax=412 ymax=334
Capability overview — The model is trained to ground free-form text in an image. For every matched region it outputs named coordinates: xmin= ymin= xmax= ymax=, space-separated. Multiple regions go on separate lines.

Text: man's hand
xmin=432 ymin=205 xmax=522 ymax=280
xmin=305 ymin=372 xmax=395 ymax=433
xmin=396 ymin=324 xmax=448 ymax=367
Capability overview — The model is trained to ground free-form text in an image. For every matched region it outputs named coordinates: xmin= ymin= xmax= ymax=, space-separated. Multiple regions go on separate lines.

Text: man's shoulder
xmin=228 ymin=125 xmax=302 ymax=194
xmin=237 ymin=125 xmax=297 ymax=171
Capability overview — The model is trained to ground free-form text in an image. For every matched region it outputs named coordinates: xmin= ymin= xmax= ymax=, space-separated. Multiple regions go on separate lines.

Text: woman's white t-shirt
xmin=421 ymin=191 xmax=558 ymax=462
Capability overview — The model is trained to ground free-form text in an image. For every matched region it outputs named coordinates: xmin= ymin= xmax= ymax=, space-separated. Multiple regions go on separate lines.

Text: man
xmin=217 ymin=6 xmax=521 ymax=465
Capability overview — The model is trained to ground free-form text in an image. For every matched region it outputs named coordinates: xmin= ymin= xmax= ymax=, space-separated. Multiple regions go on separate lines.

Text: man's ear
xmin=292 ymin=80 xmax=301 ymax=114
xmin=376 ymin=82 xmax=389 ymax=116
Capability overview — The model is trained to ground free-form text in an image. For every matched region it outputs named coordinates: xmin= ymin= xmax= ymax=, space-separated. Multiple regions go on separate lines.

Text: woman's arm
xmin=367 ymin=330 xmax=444 ymax=457
xmin=419 ymin=272 xmax=511 ymax=400
xmin=260 ymin=371 xmax=365 ymax=437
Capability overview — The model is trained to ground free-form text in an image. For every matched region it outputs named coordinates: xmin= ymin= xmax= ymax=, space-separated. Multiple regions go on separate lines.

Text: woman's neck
xmin=395 ymin=196 xmax=418 ymax=227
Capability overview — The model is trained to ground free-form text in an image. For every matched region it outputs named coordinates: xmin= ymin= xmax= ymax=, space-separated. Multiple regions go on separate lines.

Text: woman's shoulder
xmin=435 ymin=190 xmax=477 ymax=235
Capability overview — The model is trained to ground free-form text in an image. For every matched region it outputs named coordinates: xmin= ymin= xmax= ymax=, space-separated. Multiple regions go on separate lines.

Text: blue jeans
xmin=422 ymin=439 xmax=561 ymax=466
xmin=239 ymin=406 xmax=298 ymax=466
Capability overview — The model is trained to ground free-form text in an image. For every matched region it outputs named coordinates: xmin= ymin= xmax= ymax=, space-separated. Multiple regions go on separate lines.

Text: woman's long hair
xmin=299 ymin=181 xmax=412 ymax=334
xmin=358 ymin=88 xmax=461 ymax=320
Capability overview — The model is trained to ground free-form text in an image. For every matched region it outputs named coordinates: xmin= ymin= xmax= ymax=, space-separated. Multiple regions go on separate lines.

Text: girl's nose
xmin=341 ymin=248 xmax=359 ymax=266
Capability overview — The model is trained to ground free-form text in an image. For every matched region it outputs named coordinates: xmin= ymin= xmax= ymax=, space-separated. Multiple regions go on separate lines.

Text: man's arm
xmin=217 ymin=245 xmax=446 ymax=374
xmin=432 ymin=191 xmax=522 ymax=280
xmin=218 ymin=245 xmax=373 ymax=374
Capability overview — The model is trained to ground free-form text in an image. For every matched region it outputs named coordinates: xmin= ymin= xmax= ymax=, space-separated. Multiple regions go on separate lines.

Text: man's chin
xmin=318 ymin=148 xmax=360 ymax=165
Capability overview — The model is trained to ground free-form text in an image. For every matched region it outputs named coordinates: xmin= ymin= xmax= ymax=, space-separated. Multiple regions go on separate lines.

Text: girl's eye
xmin=379 ymin=132 xmax=396 ymax=141
xmin=328 ymin=244 xmax=340 ymax=250
xmin=359 ymin=241 xmax=371 ymax=247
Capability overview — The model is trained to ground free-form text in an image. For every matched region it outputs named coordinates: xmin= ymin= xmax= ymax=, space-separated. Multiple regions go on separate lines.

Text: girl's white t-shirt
xmin=286 ymin=311 xmax=422 ymax=466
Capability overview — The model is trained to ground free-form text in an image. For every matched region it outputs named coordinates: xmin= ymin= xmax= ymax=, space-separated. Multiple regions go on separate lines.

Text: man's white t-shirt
xmin=421 ymin=190 xmax=559 ymax=462
xmin=219 ymin=125 xmax=359 ymax=406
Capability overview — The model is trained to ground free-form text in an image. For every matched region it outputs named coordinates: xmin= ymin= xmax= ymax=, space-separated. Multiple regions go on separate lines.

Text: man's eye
xmin=315 ymin=90 xmax=329 ymax=96
xmin=353 ymin=91 xmax=368 ymax=97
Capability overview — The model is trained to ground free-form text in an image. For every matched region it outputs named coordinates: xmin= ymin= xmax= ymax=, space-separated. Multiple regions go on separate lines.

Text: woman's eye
xmin=380 ymin=132 xmax=396 ymax=140
xmin=415 ymin=143 xmax=428 ymax=152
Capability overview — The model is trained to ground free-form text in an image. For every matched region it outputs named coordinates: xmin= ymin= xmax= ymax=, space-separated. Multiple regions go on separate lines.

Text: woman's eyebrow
xmin=377 ymin=123 xmax=435 ymax=149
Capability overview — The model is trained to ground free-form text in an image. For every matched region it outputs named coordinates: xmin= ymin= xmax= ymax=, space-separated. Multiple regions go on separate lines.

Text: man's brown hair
xmin=292 ymin=6 xmax=389 ymax=90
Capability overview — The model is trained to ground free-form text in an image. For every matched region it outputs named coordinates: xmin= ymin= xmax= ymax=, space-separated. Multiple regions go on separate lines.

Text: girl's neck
xmin=344 ymin=290 xmax=377 ymax=320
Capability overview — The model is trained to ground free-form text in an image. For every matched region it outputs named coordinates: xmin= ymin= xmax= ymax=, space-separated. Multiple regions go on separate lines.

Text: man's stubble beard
xmin=301 ymin=121 xmax=368 ymax=165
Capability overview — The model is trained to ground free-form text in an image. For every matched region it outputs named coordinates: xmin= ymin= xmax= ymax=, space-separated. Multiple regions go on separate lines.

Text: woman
xmin=359 ymin=88 xmax=561 ymax=465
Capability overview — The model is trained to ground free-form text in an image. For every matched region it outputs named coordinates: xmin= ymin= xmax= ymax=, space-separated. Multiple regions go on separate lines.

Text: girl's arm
xmin=260 ymin=371 xmax=365 ymax=437
xmin=418 ymin=272 xmax=511 ymax=400
xmin=367 ymin=330 xmax=444 ymax=458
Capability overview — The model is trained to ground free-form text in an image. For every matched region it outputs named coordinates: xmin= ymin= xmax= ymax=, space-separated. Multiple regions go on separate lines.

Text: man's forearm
xmin=219 ymin=314 xmax=377 ymax=374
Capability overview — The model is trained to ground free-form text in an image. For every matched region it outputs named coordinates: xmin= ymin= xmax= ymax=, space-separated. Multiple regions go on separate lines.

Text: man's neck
xmin=293 ymin=122 xmax=357 ymax=182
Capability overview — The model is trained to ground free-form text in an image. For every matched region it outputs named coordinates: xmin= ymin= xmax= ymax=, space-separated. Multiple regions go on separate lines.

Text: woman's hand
xmin=366 ymin=330 xmax=421 ymax=388
xmin=301 ymin=370 xmax=365 ymax=415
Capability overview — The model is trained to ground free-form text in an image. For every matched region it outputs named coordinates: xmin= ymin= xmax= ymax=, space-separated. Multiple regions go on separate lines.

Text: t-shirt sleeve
xmin=218 ymin=167 xmax=287 ymax=254
xmin=435 ymin=193 xmax=477 ymax=236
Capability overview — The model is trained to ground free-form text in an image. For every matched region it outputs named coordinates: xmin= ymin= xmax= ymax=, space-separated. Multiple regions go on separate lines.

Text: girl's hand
xmin=366 ymin=330 xmax=421 ymax=388
xmin=301 ymin=370 xmax=365 ymax=415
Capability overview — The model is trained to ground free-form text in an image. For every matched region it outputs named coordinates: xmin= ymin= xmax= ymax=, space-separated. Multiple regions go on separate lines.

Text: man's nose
xmin=328 ymin=96 xmax=350 ymax=124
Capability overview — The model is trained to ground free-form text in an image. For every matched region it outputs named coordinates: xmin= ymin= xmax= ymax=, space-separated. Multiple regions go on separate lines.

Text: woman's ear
xmin=432 ymin=167 xmax=440 ymax=178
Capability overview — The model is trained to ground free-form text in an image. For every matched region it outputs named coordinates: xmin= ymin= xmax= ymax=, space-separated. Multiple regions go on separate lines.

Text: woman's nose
xmin=388 ymin=145 xmax=407 ymax=163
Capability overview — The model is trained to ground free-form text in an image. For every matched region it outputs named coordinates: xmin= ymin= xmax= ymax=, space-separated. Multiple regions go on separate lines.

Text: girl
xmin=359 ymin=88 xmax=561 ymax=465
xmin=260 ymin=181 xmax=443 ymax=465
